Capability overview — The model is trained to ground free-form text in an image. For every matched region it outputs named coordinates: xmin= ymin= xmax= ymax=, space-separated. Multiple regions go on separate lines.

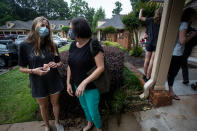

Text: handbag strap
xmin=89 ymin=39 xmax=94 ymax=57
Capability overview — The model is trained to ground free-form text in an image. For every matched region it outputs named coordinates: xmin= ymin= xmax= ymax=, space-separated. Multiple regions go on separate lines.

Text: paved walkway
xmin=134 ymin=95 xmax=197 ymax=131
xmin=136 ymin=66 xmax=197 ymax=131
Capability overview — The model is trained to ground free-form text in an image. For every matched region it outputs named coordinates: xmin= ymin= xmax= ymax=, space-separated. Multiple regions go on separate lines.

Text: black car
xmin=0 ymin=40 xmax=18 ymax=67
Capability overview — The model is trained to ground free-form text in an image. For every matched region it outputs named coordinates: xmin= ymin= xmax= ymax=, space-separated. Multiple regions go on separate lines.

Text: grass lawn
xmin=0 ymin=67 xmax=38 ymax=124
xmin=0 ymin=45 xmax=70 ymax=124
xmin=59 ymin=44 xmax=70 ymax=53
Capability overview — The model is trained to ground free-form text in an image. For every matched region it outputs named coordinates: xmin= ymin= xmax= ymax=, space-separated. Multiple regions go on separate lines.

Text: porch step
xmin=188 ymin=57 xmax=197 ymax=66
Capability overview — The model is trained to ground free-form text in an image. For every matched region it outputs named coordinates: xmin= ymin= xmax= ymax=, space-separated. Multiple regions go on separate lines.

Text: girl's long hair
xmin=154 ymin=7 xmax=163 ymax=24
xmin=26 ymin=16 xmax=57 ymax=56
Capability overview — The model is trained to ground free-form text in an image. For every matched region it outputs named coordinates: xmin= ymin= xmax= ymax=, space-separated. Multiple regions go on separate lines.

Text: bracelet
xmin=30 ymin=69 xmax=33 ymax=74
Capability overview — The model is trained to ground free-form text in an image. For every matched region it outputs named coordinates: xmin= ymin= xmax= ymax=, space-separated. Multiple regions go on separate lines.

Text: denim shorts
xmin=146 ymin=44 xmax=156 ymax=52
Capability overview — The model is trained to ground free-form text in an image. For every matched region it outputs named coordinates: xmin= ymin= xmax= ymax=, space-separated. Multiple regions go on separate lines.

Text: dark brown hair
xmin=181 ymin=8 xmax=195 ymax=22
xmin=71 ymin=17 xmax=92 ymax=38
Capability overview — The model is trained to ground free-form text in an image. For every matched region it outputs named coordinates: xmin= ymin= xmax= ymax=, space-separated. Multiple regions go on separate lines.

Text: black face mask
xmin=68 ymin=29 xmax=75 ymax=40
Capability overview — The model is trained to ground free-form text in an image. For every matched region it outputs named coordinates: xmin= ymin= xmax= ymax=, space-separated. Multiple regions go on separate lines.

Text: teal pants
xmin=75 ymin=85 xmax=101 ymax=128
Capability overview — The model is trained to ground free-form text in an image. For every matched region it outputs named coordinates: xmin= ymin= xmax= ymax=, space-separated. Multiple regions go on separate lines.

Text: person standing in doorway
xmin=181 ymin=25 xmax=197 ymax=84
xmin=167 ymin=8 xmax=197 ymax=100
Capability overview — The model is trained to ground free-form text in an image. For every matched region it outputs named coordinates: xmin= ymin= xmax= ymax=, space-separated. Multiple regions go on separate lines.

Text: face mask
xmin=39 ymin=27 xmax=49 ymax=38
xmin=68 ymin=29 xmax=75 ymax=40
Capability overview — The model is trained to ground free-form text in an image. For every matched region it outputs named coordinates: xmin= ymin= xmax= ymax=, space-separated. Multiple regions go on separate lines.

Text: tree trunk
xmin=134 ymin=29 xmax=139 ymax=49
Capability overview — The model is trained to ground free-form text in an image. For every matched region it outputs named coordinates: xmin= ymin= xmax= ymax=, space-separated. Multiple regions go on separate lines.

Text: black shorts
xmin=30 ymin=69 xmax=64 ymax=98
xmin=146 ymin=44 xmax=156 ymax=52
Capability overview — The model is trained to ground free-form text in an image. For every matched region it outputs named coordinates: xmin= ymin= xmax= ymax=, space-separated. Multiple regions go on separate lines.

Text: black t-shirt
xmin=18 ymin=42 xmax=60 ymax=68
xmin=18 ymin=42 xmax=64 ymax=96
xmin=68 ymin=39 xmax=103 ymax=89
xmin=145 ymin=17 xmax=160 ymax=47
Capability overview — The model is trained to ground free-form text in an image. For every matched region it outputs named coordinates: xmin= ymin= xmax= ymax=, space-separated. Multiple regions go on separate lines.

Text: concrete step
xmin=188 ymin=57 xmax=197 ymax=66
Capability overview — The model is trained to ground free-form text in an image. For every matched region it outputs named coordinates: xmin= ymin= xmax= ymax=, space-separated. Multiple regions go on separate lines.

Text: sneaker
xmin=55 ymin=124 xmax=64 ymax=131
xmin=143 ymin=75 xmax=147 ymax=81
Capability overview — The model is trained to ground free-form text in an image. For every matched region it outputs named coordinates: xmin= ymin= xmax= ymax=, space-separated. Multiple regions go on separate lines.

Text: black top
xmin=18 ymin=42 xmax=60 ymax=68
xmin=18 ymin=42 xmax=64 ymax=97
xmin=145 ymin=17 xmax=160 ymax=47
xmin=68 ymin=39 xmax=103 ymax=89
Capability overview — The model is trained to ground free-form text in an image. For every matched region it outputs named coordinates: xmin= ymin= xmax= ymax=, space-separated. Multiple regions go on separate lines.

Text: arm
xmin=19 ymin=66 xmax=49 ymax=76
xmin=139 ymin=9 xmax=146 ymax=21
xmin=20 ymin=66 xmax=33 ymax=74
xmin=75 ymin=51 xmax=104 ymax=97
xmin=67 ymin=65 xmax=71 ymax=85
xmin=179 ymin=30 xmax=197 ymax=45
xmin=67 ymin=65 xmax=73 ymax=96
xmin=83 ymin=52 xmax=104 ymax=84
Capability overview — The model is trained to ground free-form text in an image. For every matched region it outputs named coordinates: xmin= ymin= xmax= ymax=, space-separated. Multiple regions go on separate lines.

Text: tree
xmin=102 ymin=26 xmax=117 ymax=34
xmin=0 ymin=1 xmax=14 ymax=25
xmin=130 ymin=0 xmax=150 ymax=10
xmin=61 ymin=26 xmax=70 ymax=37
xmin=69 ymin=0 xmax=95 ymax=25
xmin=92 ymin=7 xmax=106 ymax=33
xmin=112 ymin=1 xmax=123 ymax=15
xmin=84 ymin=7 xmax=95 ymax=27
xmin=0 ymin=0 xmax=71 ymax=26
xmin=69 ymin=0 xmax=88 ymax=17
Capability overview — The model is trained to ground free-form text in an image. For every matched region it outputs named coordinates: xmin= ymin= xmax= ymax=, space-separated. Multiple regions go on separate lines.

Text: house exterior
xmin=0 ymin=20 xmax=69 ymax=37
xmin=97 ymin=15 xmax=131 ymax=50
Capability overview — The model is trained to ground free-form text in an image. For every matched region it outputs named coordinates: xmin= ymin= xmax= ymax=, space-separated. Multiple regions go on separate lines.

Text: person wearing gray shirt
xmin=167 ymin=8 xmax=197 ymax=100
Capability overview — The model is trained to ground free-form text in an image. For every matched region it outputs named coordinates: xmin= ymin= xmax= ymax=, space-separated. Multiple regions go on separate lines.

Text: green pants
xmin=75 ymin=85 xmax=101 ymax=128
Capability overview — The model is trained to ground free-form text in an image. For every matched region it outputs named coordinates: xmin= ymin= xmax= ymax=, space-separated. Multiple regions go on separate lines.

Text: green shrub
xmin=109 ymin=67 xmax=143 ymax=114
xmin=129 ymin=46 xmax=143 ymax=57
xmin=102 ymin=26 xmax=117 ymax=34
xmin=111 ymin=88 xmax=127 ymax=113
xmin=53 ymin=31 xmax=58 ymax=34
xmin=102 ymin=41 xmax=127 ymax=52
xmin=61 ymin=26 xmax=70 ymax=33
xmin=123 ymin=67 xmax=142 ymax=91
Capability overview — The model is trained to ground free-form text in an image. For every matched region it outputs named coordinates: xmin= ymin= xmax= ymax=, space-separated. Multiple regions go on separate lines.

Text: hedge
xmin=102 ymin=41 xmax=127 ymax=52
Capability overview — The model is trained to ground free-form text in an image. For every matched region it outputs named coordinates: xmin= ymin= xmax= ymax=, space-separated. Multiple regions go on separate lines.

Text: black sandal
xmin=191 ymin=83 xmax=197 ymax=90
xmin=172 ymin=95 xmax=180 ymax=100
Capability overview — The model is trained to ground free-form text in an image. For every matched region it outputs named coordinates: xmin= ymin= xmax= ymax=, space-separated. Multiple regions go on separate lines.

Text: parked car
xmin=53 ymin=35 xmax=68 ymax=42
xmin=0 ymin=34 xmax=18 ymax=40
xmin=17 ymin=35 xmax=27 ymax=39
xmin=0 ymin=40 xmax=18 ymax=67
xmin=14 ymin=36 xmax=27 ymax=51
xmin=0 ymin=34 xmax=5 ymax=40
xmin=53 ymin=36 xmax=67 ymax=48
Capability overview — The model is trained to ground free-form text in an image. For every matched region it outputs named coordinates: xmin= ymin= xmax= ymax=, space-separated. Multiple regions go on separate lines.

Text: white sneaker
xmin=55 ymin=124 xmax=64 ymax=131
